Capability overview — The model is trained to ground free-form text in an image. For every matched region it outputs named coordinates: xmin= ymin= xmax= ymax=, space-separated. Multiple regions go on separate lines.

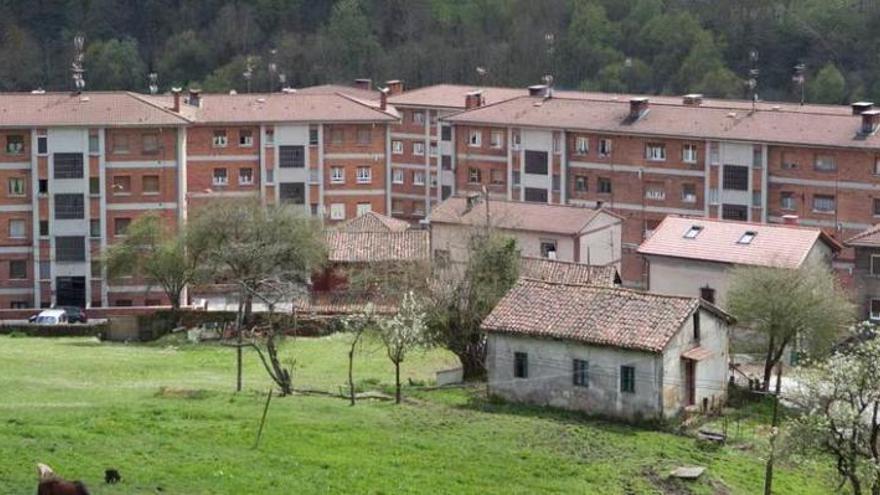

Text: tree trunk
xmin=459 ymin=348 xmax=486 ymax=381
xmin=265 ymin=330 xmax=292 ymax=396
xmin=395 ymin=361 xmax=401 ymax=404
xmin=762 ymin=334 xmax=777 ymax=391
xmin=348 ymin=347 xmax=356 ymax=406
xmin=235 ymin=295 xmax=245 ymax=392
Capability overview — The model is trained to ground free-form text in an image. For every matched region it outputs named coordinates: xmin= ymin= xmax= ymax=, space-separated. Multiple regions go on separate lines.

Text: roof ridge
xmin=125 ymin=92 xmax=193 ymax=124
xmin=335 ymin=91 xmax=398 ymax=119
xmin=518 ymin=277 xmax=697 ymax=301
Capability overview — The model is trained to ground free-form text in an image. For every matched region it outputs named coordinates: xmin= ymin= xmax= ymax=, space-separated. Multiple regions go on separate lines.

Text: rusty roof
xmin=482 ymin=278 xmax=730 ymax=353
xmin=845 ymin=224 xmax=880 ymax=248
xmin=637 ymin=215 xmax=841 ymax=268
xmin=335 ymin=211 xmax=412 ymax=233
xmin=0 ymin=92 xmax=191 ymax=127
xmin=324 ymin=230 xmax=430 ymax=263
xmin=429 ymin=196 xmax=621 ymax=235
xmin=519 ymin=256 xmax=619 ymax=287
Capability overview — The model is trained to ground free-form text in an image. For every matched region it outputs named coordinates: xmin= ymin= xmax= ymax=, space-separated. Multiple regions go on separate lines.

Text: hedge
xmin=0 ymin=322 xmax=107 ymax=338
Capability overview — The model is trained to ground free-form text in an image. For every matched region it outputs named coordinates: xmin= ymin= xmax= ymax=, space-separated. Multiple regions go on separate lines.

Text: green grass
xmin=0 ymin=335 xmax=837 ymax=494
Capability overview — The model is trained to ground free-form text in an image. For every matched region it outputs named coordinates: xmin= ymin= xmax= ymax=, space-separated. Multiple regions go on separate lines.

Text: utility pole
xmin=763 ymin=363 xmax=783 ymax=495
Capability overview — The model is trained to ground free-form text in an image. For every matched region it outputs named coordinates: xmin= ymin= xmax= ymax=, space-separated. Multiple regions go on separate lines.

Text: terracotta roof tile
xmin=335 ymin=211 xmax=411 ymax=233
xmin=324 ymin=231 xmax=429 ymax=263
xmin=519 ymin=256 xmax=619 ymax=286
xmin=387 ymin=84 xmax=525 ymax=109
xmin=295 ymin=84 xmax=381 ymax=101
xmin=429 ymin=196 xmax=620 ymax=235
xmin=294 ymin=293 xmax=397 ymax=316
xmin=0 ymin=92 xmax=190 ymax=127
xmin=482 ymin=279 xmax=712 ymax=353
xmin=637 ymin=215 xmax=840 ymax=268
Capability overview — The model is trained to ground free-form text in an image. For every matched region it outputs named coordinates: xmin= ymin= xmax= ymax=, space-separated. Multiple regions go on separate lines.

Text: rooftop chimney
xmin=465 ymin=90 xmax=484 ymax=110
xmin=171 ymin=87 xmax=182 ymax=112
xmin=782 ymin=214 xmax=799 ymax=225
xmin=354 ymin=78 xmax=372 ymax=91
xmin=187 ymin=88 xmax=201 ymax=107
xmin=682 ymin=93 xmax=704 ymax=106
xmin=386 ymin=80 xmax=404 ymax=96
xmin=464 ymin=193 xmax=483 ymax=213
xmin=528 ymin=84 xmax=548 ymax=97
xmin=379 ymin=87 xmax=389 ymax=111
xmin=629 ymin=97 xmax=650 ymax=120
xmin=852 ymin=101 xmax=874 ymax=115
xmin=861 ymin=110 xmax=880 ymax=135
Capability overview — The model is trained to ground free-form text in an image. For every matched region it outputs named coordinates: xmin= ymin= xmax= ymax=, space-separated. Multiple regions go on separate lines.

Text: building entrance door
xmin=56 ymin=276 xmax=86 ymax=308
xmin=684 ymin=360 xmax=696 ymax=406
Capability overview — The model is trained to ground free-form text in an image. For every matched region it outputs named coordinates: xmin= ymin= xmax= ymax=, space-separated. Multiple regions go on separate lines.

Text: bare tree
xmin=727 ymin=261 xmax=854 ymax=390
xmin=378 ymin=291 xmax=427 ymax=403
xmin=339 ymin=303 xmax=378 ymax=406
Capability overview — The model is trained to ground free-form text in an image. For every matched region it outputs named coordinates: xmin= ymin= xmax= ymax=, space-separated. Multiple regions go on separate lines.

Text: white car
xmin=32 ymin=309 xmax=69 ymax=325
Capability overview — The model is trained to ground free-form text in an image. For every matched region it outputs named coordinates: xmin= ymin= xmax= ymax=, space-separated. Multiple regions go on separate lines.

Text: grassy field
xmin=0 ymin=334 xmax=836 ymax=494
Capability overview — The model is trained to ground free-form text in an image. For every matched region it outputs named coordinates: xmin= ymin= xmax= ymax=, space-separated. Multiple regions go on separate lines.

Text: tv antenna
xmin=243 ymin=56 xmax=256 ymax=93
xmin=746 ymin=49 xmax=760 ymax=112
xmin=792 ymin=63 xmax=807 ymax=106
xmin=476 ymin=66 xmax=487 ymax=87
xmin=148 ymin=72 xmax=159 ymax=95
xmin=71 ymin=34 xmax=86 ymax=93
xmin=267 ymin=49 xmax=278 ymax=92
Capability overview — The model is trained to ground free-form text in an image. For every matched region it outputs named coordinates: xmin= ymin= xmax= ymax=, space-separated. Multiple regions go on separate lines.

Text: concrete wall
xmin=578 ymin=211 xmax=622 ymax=266
xmin=431 ymin=223 xmax=576 ymax=263
xmin=646 ymin=255 xmax=731 ymax=307
xmin=852 ymin=246 xmax=880 ymax=321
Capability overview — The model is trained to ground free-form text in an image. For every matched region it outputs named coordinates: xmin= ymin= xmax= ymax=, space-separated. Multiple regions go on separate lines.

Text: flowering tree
xmin=339 ymin=303 xmax=378 ymax=406
xmin=786 ymin=322 xmax=880 ymax=495
xmin=378 ymin=291 xmax=427 ymax=404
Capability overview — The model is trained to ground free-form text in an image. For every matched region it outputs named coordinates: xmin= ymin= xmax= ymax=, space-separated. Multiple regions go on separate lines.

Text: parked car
xmin=60 ymin=306 xmax=88 ymax=323
xmin=32 ymin=309 xmax=68 ymax=325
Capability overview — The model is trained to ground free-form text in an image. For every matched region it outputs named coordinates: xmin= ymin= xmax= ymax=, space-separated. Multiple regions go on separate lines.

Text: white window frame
xmin=8 ymin=219 xmax=26 ymax=239
xmin=239 ymin=130 xmax=254 ymax=147
xmin=681 ymin=184 xmax=697 ymax=203
xmin=646 ymin=144 xmax=666 ymax=161
xmin=392 ymin=141 xmax=403 ymax=155
xmin=212 ymin=130 xmax=228 ymax=148
xmin=490 ymin=131 xmax=504 ymax=149
xmin=5 ymin=134 xmax=24 ymax=155
xmin=814 ymin=154 xmax=836 ymax=172
xmin=576 ymin=136 xmax=589 ymax=154
xmin=8 ymin=177 xmax=25 ymax=196
xmin=682 ymin=144 xmax=698 ymax=163
xmin=598 ymin=138 xmax=612 ymax=157
xmin=413 ymin=111 xmax=425 ymax=124
xmin=430 ymin=143 xmax=438 ymax=156
xmin=212 ymin=168 xmax=228 ymax=186
xmin=469 ymin=130 xmax=482 ymax=147
xmin=871 ymin=299 xmax=880 ymax=320
xmin=142 ymin=175 xmax=160 ymax=195
xmin=413 ymin=142 xmax=425 ymax=156
xmin=330 ymin=167 xmax=345 ymax=184
xmin=239 ymin=168 xmax=254 ymax=185
xmin=356 ymin=166 xmax=372 ymax=184
xmin=871 ymin=255 xmax=880 ymax=277
xmin=392 ymin=168 xmax=404 ymax=184
xmin=645 ymin=183 xmax=665 ymax=201
xmin=781 ymin=192 xmax=795 ymax=210
xmin=812 ymin=195 xmax=835 ymax=213
xmin=330 ymin=203 xmax=345 ymax=220
xmin=413 ymin=171 xmax=425 ymax=186
xmin=356 ymin=203 xmax=371 ymax=216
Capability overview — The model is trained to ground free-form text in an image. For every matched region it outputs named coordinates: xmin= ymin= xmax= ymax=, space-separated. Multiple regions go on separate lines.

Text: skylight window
xmin=683 ymin=225 xmax=703 ymax=239
xmin=737 ymin=231 xmax=757 ymax=244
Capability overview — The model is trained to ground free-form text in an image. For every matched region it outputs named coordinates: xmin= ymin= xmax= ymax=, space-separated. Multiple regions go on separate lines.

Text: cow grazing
xmin=104 ymin=468 xmax=121 ymax=484
xmin=36 ymin=463 xmax=91 ymax=495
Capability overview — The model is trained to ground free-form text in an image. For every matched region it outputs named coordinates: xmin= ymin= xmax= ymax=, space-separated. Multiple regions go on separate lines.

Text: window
xmin=39 ymin=220 xmax=48 ymax=237
xmin=512 ymin=171 xmax=520 ymax=185
xmin=55 ymin=236 xmax=85 ymax=261
xmin=552 ymin=134 xmax=561 ymax=154
xmin=38 ymin=179 xmax=48 ymax=194
xmin=872 ymin=255 xmax=880 ymax=276
xmin=737 ymin=231 xmax=757 ymax=244
xmin=875 ymin=157 xmax=880 ymax=176
xmin=309 ymin=127 xmax=319 ymax=145
xmin=392 ymin=141 xmax=403 ymax=154
xmin=573 ymin=359 xmax=588 ymax=387
xmin=441 ymin=126 xmax=452 ymax=141
xmin=330 ymin=203 xmax=345 ymax=220
xmin=540 ymin=240 xmax=557 ymax=259
xmin=114 ymin=218 xmax=131 ymax=236
xmin=693 ymin=312 xmax=701 ymax=342
xmin=413 ymin=202 xmax=425 ymax=217
xmin=89 ymin=177 xmax=100 ymax=195
xmin=89 ymin=219 xmax=100 ymax=238
xmin=112 ymin=134 xmax=129 ymax=154
xmin=646 ymin=143 xmax=666 ymax=161
xmin=265 ymin=129 xmax=275 ymax=145
xmin=330 ymin=129 xmax=344 ymax=145
xmin=513 ymin=352 xmax=528 ymax=378
xmin=575 ymin=175 xmax=587 ymax=192
xmin=142 ymin=134 xmax=159 ymax=154
xmin=490 ymin=131 xmax=504 ymax=149
xmin=392 ymin=169 xmax=404 ymax=184
xmin=708 ymin=187 xmax=719 ymax=204
xmin=813 ymin=194 xmax=835 ymax=213
xmin=413 ymin=171 xmax=425 ymax=186
xmin=413 ymin=142 xmax=425 ymax=156
xmin=645 ymin=182 xmax=665 ymax=201
xmin=279 ymin=145 xmax=305 ymax=168
xmin=357 ymin=128 xmax=371 ymax=145
xmin=330 ymin=167 xmax=344 ymax=184
xmin=430 ymin=172 xmax=438 ymax=187
xmin=681 ymin=183 xmax=697 ymax=203
xmin=279 ymin=183 xmax=305 ymax=204
xmin=682 ymin=144 xmax=698 ymax=163
xmin=524 ymin=187 xmax=548 ymax=203
xmin=237 ymin=129 xmax=253 ymax=147
xmin=356 ymin=166 xmax=372 ymax=184
xmin=39 ymin=260 xmax=50 ymax=280
xmin=239 ymin=168 xmax=254 ymax=185
xmin=356 ymin=203 xmax=371 ymax=216
xmin=700 ymin=286 xmax=716 ymax=304
xmin=468 ymin=130 xmax=481 ymax=147
xmin=266 ymin=169 xmax=274 ymax=184
xmin=412 ymin=111 xmax=424 ymax=124
xmin=114 ymin=299 xmax=133 ymax=307
xmin=620 ymin=365 xmax=635 ymax=393
xmin=54 ymin=153 xmax=84 ymax=179
xmin=91 ymin=260 xmax=102 ymax=278
xmin=37 ymin=136 xmax=47 ymax=155
xmin=752 ymin=190 xmax=762 ymax=207
xmin=598 ymin=177 xmax=612 ymax=194
xmin=490 ymin=169 xmax=504 ymax=185
xmin=752 ymin=145 xmax=763 ymax=168
xmin=212 ymin=130 xmax=228 ymax=147
xmin=468 ymin=168 xmax=481 ymax=184
xmin=88 ymin=133 xmax=99 ymax=153
xmin=112 ymin=175 xmax=131 ymax=194
xmin=54 ymin=194 xmax=84 ymax=219
xmin=8 ymin=177 xmax=25 ymax=196
xmin=781 ymin=192 xmax=795 ymax=210
xmin=524 ymin=151 xmax=548 ymax=175
xmin=429 ymin=143 xmax=439 ymax=156
xmin=6 ymin=135 xmax=24 ymax=155
xmin=391 ymin=199 xmax=404 ymax=214
xmin=814 ymin=154 xmax=836 ymax=172
xmin=142 ymin=175 xmax=160 ymax=194
xmin=442 ymin=185 xmax=452 ymax=200
xmin=9 ymin=260 xmax=26 ymax=279
xmin=684 ymin=225 xmax=703 ymax=239
xmin=513 ymin=133 xmax=521 ymax=149
xmin=874 ymin=198 xmax=880 ymax=217
xmin=781 ymin=152 xmax=798 ymax=170
xmin=575 ymin=136 xmax=589 ymax=154
xmin=598 ymin=138 xmax=612 ymax=157
xmin=8 ymin=219 xmax=25 ymax=238
xmin=10 ymin=301 xmax=28 ymax=309
xmin=723 ymin=165 xmax=748 ymax=191
xmin=212 ymin=168 xmax=228 ymax=186
xmin=709 ymin=142 xmax=720 ymax=165
xmin=722 ymin=204 xmax=748 ymax=221
xmin=872 ymin=299 xmax=880 ymax=320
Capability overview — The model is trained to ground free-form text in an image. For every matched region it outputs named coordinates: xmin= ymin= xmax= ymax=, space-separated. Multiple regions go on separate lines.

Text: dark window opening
xmin=53 ymin=153 xmax=84 ymax=179
xmin=722 ymin=165 xmax=748 ymax=191
xmin=524 ymin=187 xmax=547 ymax=203
xmin=55 ymin=236 xmax=85 ymax=262
xmin=700 ymin=287 xmax=715 ymax=304
xmin=620 ymin=365 xmax=635 ymax=393
xmin=513 ymin=352 xmax=528 ymax=378
xmin=279 ymin=145 xmax=305 ymax=168
xmin=721 ymin=204 xmax=748 ymax=221
xmin=573 ymin=359 xmax=588 ymax=387
xmin=279 ymin=182 xmax=305 ymax=204
xmin=524 ymin=150 xmax=548 ymax=175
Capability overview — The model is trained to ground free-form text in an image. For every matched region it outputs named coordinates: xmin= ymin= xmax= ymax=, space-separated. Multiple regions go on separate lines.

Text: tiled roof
xmin=445 ymin=95 xmax=880 ymax=150
xmin=387 ymin=84 xmax=525 ymax=109
xmin=846 ymin=224 xmax=880 ymax=248
xmin=482 ymin=279 xmax=729 ymax=353
xmin=294 ymin=293 xmax=397 ymax=316
xmin=295 ymin=84 xmax=381 ymax=101
xmin=335 ymin=211 xmax=411 ymax=233
xmin=429 ymin=196 xmax=620 ymax=235
xmin=0 ymin=92 xmax=190 ymax=127
xmin=519 ymin=256 xmax=619 ymax=287
xmin=324 ymin=230 xmax=430 ymax=263
xmin=637 ymin=215 xmax=841 ymax=269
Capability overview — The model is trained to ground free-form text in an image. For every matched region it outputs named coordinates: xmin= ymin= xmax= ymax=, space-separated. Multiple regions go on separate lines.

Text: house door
xmin=684 ymin=360 xmax=696 ymax=406
xmin=56 ymin=276 xmax=86 ymax=308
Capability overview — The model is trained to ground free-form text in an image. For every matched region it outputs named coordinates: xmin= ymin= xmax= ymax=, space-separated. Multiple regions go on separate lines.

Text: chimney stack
xmin=379 ymin=87 xmax=389 ymax=111
xmin=629 ymin=97 xmax=650 ymax=119
xmin=683 ymin=94 xmax=703 ymax=106
xmin=354 ymin=78 xmax=372 ymax=91
xmin=852 ymin=101 xmax=874 ymax=115
xmin=465 ymin=90 xmax=484 ymax=110
xmin=861 ymin=110 xmax=880 ymax=135
xmin=385 ymin=80 xmax=404 ymax=96
xmin=171 ymin=87 xmax=182 ymax=112
xmin=782 ymin=214 xmax=799 ymax=225
xmin=528 ymin=84 xmax=548 ymax=97
xmin=187 ymin=87 xmax=201 ymax=107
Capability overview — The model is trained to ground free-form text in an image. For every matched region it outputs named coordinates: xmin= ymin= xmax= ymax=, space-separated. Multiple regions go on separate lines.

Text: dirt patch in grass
xmin=155 ymin=387 xmax=211 ymax=400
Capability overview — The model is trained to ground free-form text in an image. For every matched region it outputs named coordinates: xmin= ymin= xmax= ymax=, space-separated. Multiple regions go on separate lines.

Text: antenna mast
xmin=71 ymin=34 xmax=86 ymax=93
xmin=747 ymin=49 xmax=760 ymax=112
xmin=792 ymin=63 xmax=807 ymax=106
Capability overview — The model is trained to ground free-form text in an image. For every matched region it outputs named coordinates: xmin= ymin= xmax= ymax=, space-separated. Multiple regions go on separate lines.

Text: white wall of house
xmin=431 ymin=223 xmax=576 ymax=263
xmin=577 ymin=213 xmax=622 ymax=266
xmin=646 ymin=256 xmax=731 ymax=306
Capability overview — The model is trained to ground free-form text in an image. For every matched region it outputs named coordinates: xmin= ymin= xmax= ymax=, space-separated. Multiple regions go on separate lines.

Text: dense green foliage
xmin=0 ymin=335 xmax=837 ymax=493
xmin=2 ymin=0 xmax=880 ymax=103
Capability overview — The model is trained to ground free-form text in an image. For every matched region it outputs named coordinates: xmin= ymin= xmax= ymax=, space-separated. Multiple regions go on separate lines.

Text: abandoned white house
xmin=482 ymin=278 xmax=734 ymax=420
